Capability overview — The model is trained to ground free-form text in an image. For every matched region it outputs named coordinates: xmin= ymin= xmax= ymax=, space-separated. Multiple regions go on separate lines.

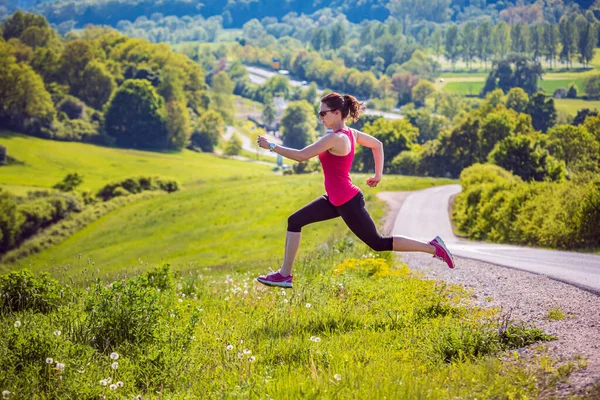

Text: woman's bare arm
xmin=257 ymin=134 xmax=338 ymax=162
xmin=353 ymin=129 xmax=383 ymax=186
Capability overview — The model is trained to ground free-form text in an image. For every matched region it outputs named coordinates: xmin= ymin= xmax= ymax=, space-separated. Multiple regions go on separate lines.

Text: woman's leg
xmin=338 ymin=192 xmax=435 ymax=254
xmin=280 ymin=195 xmax=340 ymax=276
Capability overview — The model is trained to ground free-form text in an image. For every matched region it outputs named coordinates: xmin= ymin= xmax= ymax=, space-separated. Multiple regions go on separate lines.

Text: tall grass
xmin=0 ymin=246 xmax=566 ymax=399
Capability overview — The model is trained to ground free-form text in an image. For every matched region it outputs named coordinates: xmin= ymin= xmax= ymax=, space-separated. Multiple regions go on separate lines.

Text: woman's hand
xmin=366 ymin=175 xmax=381 ymax=187
xmin=257 ymin=135 xmax=270 ymax=150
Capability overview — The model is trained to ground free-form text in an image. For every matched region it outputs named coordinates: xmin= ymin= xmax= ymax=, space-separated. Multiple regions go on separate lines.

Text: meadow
xmin=0 ymin=133 xmax=578 ymax=398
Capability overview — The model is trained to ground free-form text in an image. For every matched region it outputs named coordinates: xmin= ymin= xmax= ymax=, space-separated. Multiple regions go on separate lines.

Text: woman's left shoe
xmin=429 ymin=236 xmax=455 ymax=269
xmin=256 ymin=271 xmax=293 ymax=288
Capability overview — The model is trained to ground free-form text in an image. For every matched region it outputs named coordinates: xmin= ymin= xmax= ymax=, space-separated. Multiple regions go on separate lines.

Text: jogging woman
xmin=255 ymin=93 xmax=454 ymax=288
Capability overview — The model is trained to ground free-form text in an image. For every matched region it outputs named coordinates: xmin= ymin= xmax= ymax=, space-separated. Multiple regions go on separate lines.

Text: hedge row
xmin=452 ymin=164 xmax=600 ymax=249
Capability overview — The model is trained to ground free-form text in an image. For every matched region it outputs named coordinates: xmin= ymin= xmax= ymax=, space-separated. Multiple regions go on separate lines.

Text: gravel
xmin=379 ymin=191 xmax=600 ymax=398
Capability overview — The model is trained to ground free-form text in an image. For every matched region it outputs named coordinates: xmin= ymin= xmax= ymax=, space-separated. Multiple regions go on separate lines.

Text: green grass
xmin=0 ymin=254 xmax=566 ymax=398
xmin=442 ymin=76 xmax=587 ymax=96
xmin=554 ymin=98 xmax=600 ymax=115
xmin=9 ymin=174 xmax=452 ymax=279
xmin=0 ymin=131 xmax=272 ymax=193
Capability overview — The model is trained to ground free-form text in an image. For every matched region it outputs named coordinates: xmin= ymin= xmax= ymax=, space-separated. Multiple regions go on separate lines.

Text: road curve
xmin=390 ymin=184 xmax=600 ymax=295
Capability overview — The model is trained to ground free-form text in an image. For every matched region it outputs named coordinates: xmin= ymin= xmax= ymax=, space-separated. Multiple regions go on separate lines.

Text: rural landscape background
xmin=0 ymin=0 xmax=599 ymax=398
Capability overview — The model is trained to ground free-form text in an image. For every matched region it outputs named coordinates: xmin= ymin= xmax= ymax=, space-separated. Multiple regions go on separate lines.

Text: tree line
xmin=0 ymin=12 xmax=236 ymax=153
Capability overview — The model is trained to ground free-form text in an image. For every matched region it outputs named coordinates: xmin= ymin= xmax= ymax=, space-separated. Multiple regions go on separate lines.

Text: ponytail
xmin=321 ymin=92 xmax=365 ymax=122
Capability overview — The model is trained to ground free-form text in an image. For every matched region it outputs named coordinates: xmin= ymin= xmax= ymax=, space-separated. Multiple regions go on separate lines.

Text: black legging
xmin=287 ymin=191 xmax=393 ymax=252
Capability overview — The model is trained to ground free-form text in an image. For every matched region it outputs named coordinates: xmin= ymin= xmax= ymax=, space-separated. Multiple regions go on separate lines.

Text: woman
xmin=255 ymin=93 xmax=454 ymax=288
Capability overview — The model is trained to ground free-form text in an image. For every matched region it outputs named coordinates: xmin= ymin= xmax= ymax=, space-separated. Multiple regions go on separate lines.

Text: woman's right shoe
xmin=256 ymin=271 xmax=293 ymax=288
xmin=429 ymin=236 xmax=455 ymax=269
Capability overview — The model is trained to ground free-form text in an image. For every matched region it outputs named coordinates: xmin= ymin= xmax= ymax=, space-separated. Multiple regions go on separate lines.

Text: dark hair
xmin=320 ymin=92 xmax=364 ymax=122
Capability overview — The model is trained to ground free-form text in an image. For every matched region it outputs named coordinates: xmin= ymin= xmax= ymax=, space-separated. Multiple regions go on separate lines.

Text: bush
xmin=83 ymin=275 xmax=162 ymax=352
xmin=52 ymin=172 xmax=84 ymax=192
xmin=0 ymin=269 xmax=64 ymax=315
xmin=553 ymin=88 xmax=567 ymax=99
xmin=0 ymin=144 xmax=6 ymax=165
xmin=96 ymin=176 xmax=180 ymax=201
xmin=567 ymin=84 xmax=577 ymax=99
xmin=56 ymin=95 xmax=86 ymax=120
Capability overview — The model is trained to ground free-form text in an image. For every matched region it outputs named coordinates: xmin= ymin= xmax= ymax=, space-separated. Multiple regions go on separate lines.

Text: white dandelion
xmin=13 ymin=321 xmax=21 ymax=328
xmin=309 ymin=336 xmax=321 ymax=342
xmin=46 ymin=358 xmax=54 ymax=364
xmin=305 ymin=303 xmax=311 ymax=308
xmin=243 ymin=349 xmax=251 ymax=355
xmin=117 ymin=381 xmax=124 ymax=388
xmin=54 ymin=330 xmax=61 ymax=336
xmin=226 ymin=345 xmax=233 ymax=351
xmin=334 ymin=374 xmax=342 ymax=381
xmin=110 ymin=352 xmax=119 ymax=360
xmin=99 ymin=379 xmax=108 ymax=386
xmin=178 ymin=299 xmax=183 ymax=303
xmin=249 ymin=356 xmax=256 ymax=363
xmin=111 ymin=362 xmax=118 ymax=370
xmin=283 ymin=299 xmax=289 ymax=303
xmin=56 ymin=362 xmax=65 ymax=371
xmin=136 ymin=395 xmax=143 ymax=400
xmin=2 ymin=390 xmax=9 ymax=399
xmin=109 ymin=384 xmax=117 ymax=390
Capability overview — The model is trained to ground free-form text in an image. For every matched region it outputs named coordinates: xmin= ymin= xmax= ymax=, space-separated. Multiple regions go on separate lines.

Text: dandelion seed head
xmin=249 ymin=356 xmax=256 ymax=362
xmin=109 ymin=384 xmax=117 ymax=390
xmin=283 ymin=299 xmax=289 ymax=303
xmin=56 ymin=362 xmax=65 ymax=371
xmin=110 ymin=352 xmax=119 ymax=360
xmin=2 ymin=391 xmax=9 ymax=398
xmin=111 ymin=362 xmax=118 ymax=370
xmin=305 ymin=303 xmax=311 ymax=308
xmin=137 ymin=395 xmax=143 ymax=400
xmin=46 ymin=358 xmax=54 ymax=364
xmin=13 ymin=321 xmax=21 ymax=328
xmin=178 ymin=299 xmax=183 ymax=303
xmin=100 ymin=379 xmax=108 ymax=386
xmin=334 ymin=374 xmax=342 ymax=381
xmin=226 ymin=345 xmax=233 ymax=351
xmin=54 ymin=330 xmax=61 ymax=336
xmin=243 ymin=349 xmax=251 ymax=355
xmin=117 ymin=381 xmax=124 ymax=387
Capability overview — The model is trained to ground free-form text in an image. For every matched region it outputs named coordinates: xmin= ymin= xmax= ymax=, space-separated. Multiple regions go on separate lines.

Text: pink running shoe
xmin=429 ymin=236 xmax=455 ymax=269
xmin=256 ymin=271 xmax=293 ymax=288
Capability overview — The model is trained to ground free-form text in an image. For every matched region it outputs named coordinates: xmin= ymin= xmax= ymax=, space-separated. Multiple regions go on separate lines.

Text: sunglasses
xmin=319 ymin=109 xmax=337 ymax=117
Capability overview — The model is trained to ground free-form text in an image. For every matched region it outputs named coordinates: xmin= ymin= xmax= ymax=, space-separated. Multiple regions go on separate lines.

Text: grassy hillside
xmin=9 ymin=173 xmax=453 ymax=279
xmin=0 ymin=130 xmax=273 ymax=195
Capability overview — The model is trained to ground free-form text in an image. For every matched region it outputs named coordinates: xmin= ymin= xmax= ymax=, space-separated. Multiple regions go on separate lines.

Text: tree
xmin=476 ymin=21 xmax=493 ymax=69
xmin=165 ymin=100 xmax=192 ymax=150
xmin=559 ymin=17 xmax=577 ymax=68
xmin=525 ymin=92 xmax=557 ymax=133
xmin=280 ymin=101 xmax=316 ymax=149
xmin=103 ymin=79 xmax=169 ymax=149
xmin=262 ymin=93 xmax=276 ymax=129
xmin=511 ymin=23 xmax=529 ymax=54
xmin=572 ymin=108 xmax=598 ymax=126
xmin=59 ymin=40 xmax=96 ymax=99
xmin=431 ymin=28 xmax=443 ymax=58
xmin=577 ymin=21 xmax=598 ymax=67
xmin=78 ymin=61 xmax=116 ymax=110
xmin=190 ymin=110 xmax=224 ymax=152
xmin=53 ymin=173 xmax=84 ymax=192
xmin=242 ymin=19 xmax=265 ymax=40
xmin=492 ymin=21 xmax=511 ymax=57
xmin=437 ymin=115 xmax=483 ymax=177
xmin=461 ymin=22 xmax=476 ymax=69
xmin=361 ymin=118 xmax=418 ymax=173
xmin=584 ymin=72 xmax=600 ymax=99
xmin=404 ymin=108 xmax=448 ymax=143
xmin=480 ymin=110 xmax=516 ymax=156
xmin=542 ymin=22 xmax=559 ymax=68
xmin=546 ymin=125 xmax=600 ymax=172
xmin=488 ymin=134 xmax=565 ymax=182
xmin=482 ymin=55 xmax=542 ymax=96
xmin=0 ymin=144 xmax=7 ymax=165
xmin=310 ymin=28 xmax=328 ymax=51
xmin=211 ymin=71 xmax=234 ymax=123
xmin=224 ymin=134 xmax=242 ymax=156
xmin=412 ymin=80 xmax=435 ymax=107
xmin=3 ymin=11 xmax=48 ymax=41
xmin=444 ymin=25 xmax=460 ymax=68
xmin=505 ymin=87 xmax=529 ymax=113
xmin=530 ymin=24 xmax=544 ymax=61
xmin=391 ymin=72 xmax=419 ymax=106
xmin=330 ymin=23 xmax=346 ymax=49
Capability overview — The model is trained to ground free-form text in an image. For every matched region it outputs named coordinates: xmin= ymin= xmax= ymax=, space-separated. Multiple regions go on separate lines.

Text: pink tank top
xmin=318 ymin=128 xmax=360 ymax=206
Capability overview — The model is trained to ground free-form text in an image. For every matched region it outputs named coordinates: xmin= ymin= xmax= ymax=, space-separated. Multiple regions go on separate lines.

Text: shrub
xmin=56 ymin=95 xmax=86 ymax=120
xmin=0 ymin=144 xmax=6 ymax=165
xmin=52 ymin=172 xmax=84 ymax=192
xmin=0 ymin=269 xmax=64 ymax=315
xmin=96 ymin=176 xmax=180 ymax=201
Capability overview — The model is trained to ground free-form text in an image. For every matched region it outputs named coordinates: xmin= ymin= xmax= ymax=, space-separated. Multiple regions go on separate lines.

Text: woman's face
xmin=319 ymin=102 xmax=340 ymax=128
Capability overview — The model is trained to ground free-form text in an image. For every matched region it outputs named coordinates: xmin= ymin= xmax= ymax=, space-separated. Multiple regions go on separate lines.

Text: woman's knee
xmin=287 ymin=215 xmax=303 ymax=233
xmin=365 ymin=237 xmax=393 ymax=252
